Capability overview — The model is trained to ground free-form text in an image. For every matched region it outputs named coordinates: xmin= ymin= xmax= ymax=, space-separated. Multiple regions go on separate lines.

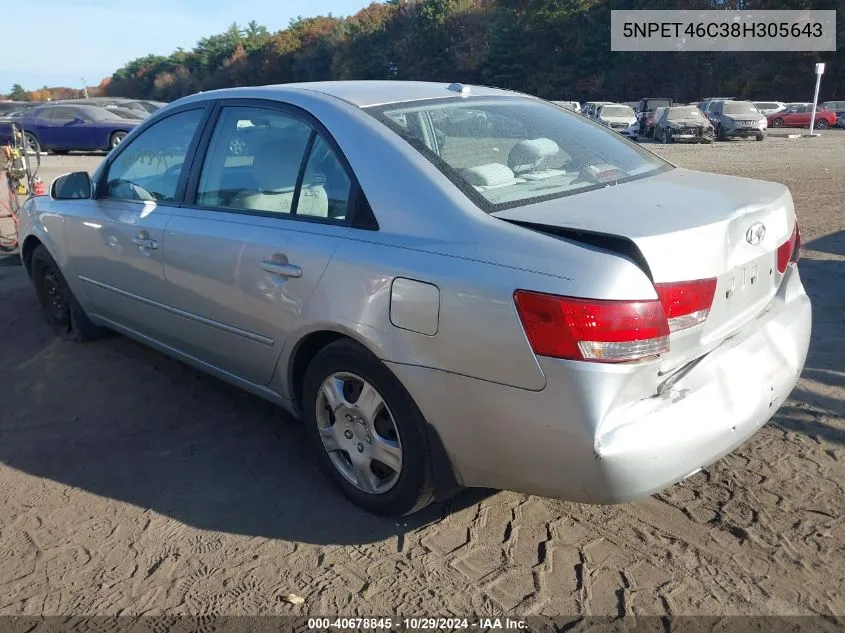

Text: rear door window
xmin=195 ymin=106 xmax=353 ymax=221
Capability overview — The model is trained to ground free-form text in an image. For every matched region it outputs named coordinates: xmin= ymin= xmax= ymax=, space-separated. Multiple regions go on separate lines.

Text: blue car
xmin=16 ymin=103 xmax=139 ymax=154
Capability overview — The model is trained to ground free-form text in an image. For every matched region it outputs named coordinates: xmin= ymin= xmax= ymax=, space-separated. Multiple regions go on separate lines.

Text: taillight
xmin=777 ymin=222 xmax=799 ymax=273
xmin=654 ymin=278 xmax=717 ymax=332
xmin=513 ymin=290 xmax=669 ymax=363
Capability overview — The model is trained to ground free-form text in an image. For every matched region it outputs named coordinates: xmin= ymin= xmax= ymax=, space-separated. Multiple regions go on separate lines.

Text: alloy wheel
xmin=315 ymin=372 xmax=403 ymax=494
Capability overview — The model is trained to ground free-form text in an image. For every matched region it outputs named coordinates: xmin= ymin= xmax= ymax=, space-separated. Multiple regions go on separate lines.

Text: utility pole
xmin=807 ymin=63 xmax=824 ymax=137
xmin=81 ymin=78 xmax=89 ymax=99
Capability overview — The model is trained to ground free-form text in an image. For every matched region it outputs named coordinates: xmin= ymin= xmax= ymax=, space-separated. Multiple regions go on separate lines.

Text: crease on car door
xmin=64 ymin=108 xmax=208 ymax=341
xmin=161 ymin=103 xmax=354 ymax=386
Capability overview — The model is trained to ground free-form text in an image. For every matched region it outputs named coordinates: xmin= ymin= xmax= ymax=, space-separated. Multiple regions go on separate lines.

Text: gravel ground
xmin=0 ymin=132 xmax=843 ymax=619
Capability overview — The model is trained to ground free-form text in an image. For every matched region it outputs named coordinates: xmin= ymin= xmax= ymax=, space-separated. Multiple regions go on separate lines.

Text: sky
xmin=1 ymin=0 xmax=374 ymax=92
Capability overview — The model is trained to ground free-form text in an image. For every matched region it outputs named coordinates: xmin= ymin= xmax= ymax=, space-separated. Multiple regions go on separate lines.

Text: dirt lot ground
xmin=0 ymin=132 xmax=843 ymax=619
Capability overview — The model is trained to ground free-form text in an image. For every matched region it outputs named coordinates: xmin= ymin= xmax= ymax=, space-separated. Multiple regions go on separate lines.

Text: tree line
xmin=21 ymin=1 xmax=845 ymax=105
xmin=4 ymin=83 xmax=104 ymax=102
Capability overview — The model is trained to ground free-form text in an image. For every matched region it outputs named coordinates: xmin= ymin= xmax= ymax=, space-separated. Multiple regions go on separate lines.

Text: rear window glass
xmin=645 ymin=99 xmax=671 ymax=110
xmin=366 ymin=96 xmax=671 ymax=212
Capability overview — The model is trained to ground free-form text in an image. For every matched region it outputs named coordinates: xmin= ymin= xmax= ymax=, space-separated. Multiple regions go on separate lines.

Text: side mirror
xmin=51 ymin=172 xmax=92 ymax=200
xmin=72 ymin=117 xmax=85 ymax=124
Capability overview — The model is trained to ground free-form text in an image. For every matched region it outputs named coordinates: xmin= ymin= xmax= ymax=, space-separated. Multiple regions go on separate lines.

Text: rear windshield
xmin=366 ymin=96 xmax=671 ymax=211
xmin=600 ymin=105 xmax=634 ymax=117
xmin=723 ymin=102 xmax=760 ymax=116
xmin=668 ymin=107 xmax=705 ymax=119
xmin=645 ymin=99 xmax=671 ymax=110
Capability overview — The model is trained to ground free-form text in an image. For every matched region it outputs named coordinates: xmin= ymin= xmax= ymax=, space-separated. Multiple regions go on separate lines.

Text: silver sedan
xmin=18 ymin=81 xmax=811 ymax=516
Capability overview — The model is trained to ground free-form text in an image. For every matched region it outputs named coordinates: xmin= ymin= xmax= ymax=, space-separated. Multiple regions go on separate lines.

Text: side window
xmin=51 ymin=108 xmax=74 ymax=122
xmin=197 ymin=106 xmax=311 ymax=215
xmin=196 ymin=106 xmax=352 ymax=221
xmin=39 ymin=108 xmax=57 ymax=120
xmin=299 ymin=134 xmax=352 ymax=220
xmin=102 ymin=109 xmax=204 ymax=203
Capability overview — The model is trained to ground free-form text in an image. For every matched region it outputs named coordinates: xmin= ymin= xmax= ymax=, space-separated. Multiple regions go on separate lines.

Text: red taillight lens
xmin=654 ymin=278 xmax=717 ymax=332
xmin=513 ymin=290 xmax=670 ymax=363
xmin=777 ymin=222 xmax=799 ymax=273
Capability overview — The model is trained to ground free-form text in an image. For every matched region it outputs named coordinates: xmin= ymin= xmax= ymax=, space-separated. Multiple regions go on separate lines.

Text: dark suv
xmin=636 ymin=97 xmax=673 ymax=137
xmin=708 ymin=100 xmax=767 ymax=141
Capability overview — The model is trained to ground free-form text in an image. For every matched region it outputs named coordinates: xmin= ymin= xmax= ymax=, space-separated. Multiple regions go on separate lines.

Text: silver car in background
xmin=19 ymin=81 xmax=811 ymax=516
xmin=594 ymin=103 xmax=637 ymax=134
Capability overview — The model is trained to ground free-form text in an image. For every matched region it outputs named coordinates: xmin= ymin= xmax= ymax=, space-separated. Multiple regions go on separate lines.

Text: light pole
xmin=81 ymin=78 xmax=89 ymax=99
xmin=807 ymin=63 xmax=825 ymax=137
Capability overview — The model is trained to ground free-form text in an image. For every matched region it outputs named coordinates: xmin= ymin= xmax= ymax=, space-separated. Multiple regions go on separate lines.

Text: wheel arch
xmin=21 ymin=234 xmax=44 ymax=276
xmin=282 ymin=326 xmax=462 ymax=500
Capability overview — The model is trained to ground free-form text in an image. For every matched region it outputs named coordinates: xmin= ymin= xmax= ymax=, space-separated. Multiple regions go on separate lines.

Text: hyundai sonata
xmin=18 ymin=81 xmax=811 ymax=516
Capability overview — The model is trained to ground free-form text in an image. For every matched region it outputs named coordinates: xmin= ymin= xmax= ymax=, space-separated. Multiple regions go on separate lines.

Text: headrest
xmin=507 ymin=138 xmax=560 ymax=174
xmin=461 ymin=163 xmax=517 ymax=188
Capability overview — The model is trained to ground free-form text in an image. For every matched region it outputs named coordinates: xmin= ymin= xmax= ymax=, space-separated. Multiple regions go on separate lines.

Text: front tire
xmin=109 ymin=131 xmax=127 ymax=150
xmin=815 ymin=119 xmax=829 ymax=130
xmin=771 ymin=118 xmax=784 ymax=128
xmin=302 ymin=340 xmax=434 ymax=516
xmin=31 ymin=245 xmax=105 ymax=341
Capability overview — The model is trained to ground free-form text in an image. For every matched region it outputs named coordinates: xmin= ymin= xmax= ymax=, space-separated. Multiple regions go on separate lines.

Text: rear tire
xmin=109 ymin=131 xmax=127 ymax=150
xmin=31 ymin=245 xmax=106 ymax=341
xmin=24 ymin=132 xmax=41 ymax=155
xmin=302 ymin=339 xmax=434 ymax=516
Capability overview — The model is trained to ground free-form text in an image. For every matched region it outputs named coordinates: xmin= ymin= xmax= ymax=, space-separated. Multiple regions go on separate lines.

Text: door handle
xmin=261 ymin=261 xmax=302 ymax=278
xmin=132 ymin=235 xmax=158 ymax=249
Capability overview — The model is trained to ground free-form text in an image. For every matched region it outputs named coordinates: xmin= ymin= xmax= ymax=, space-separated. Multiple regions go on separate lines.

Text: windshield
xmin=668 ymin=107 xmax=705 ymax=119
xmin=646 ymin=99 xmax=671 ymax=110
xmin=724 ymin=102 xmax=760 ymax=116
xmin=600 ymin=106 xmax=634 ymax=118
xmin=366 ymin=96 xmax=671 ymax=211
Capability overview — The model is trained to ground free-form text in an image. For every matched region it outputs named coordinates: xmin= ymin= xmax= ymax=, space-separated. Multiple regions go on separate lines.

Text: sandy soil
xmin=0 ymin=133 xmax=843 ymax=618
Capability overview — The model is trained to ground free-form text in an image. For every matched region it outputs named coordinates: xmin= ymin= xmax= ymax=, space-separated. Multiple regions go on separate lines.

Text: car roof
xmin=183 ymin=81 xmax=519 ymax=108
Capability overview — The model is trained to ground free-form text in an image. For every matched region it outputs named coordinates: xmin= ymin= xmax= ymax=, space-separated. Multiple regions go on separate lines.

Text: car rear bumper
xmin=389 ymin=264 xmax=811 ymax=503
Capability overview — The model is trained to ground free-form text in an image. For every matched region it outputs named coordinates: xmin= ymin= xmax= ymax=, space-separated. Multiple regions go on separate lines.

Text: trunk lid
xmin=494 ymin=167 xmax=796 ymax=372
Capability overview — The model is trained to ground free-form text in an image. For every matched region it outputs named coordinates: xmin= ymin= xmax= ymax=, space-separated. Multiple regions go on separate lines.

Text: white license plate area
xmin=724 ymin=262 xmax=769 ymax=308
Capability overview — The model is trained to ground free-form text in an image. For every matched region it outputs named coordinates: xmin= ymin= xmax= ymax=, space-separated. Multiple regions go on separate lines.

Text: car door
xmin=49 ymin=107 xmax=89 ymax=149
xmin=32 ymin=107 xmax=61 ymax=148
xmin=784 ymin=106 xmax=806 ymax=126
xmin=62 ymin=106 xmax=209 ymax=339
xmin=161 ymin=101 xmax=354 ymax=385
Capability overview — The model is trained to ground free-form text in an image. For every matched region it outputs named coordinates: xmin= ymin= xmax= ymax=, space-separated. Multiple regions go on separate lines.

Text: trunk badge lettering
xmin=746 ymin=222 xmax=766 ymax=245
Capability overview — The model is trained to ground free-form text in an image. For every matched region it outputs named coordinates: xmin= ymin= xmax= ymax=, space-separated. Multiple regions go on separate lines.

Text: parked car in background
xmin=635 ymin=97 xmax=672 ymax=137
xmin=582 ymin=102 xmax=611 ymax=118
xmin=708 ymin=100 xmax=767 ymax=140
xmin=820 ymin=100 xmax=845 ymax=123
xmin=595 ymin=103 xmax=637 ymax=133
xmin=838 ymin=113 xmax=845 ymax=129
xmin=653 ymin=106 xmax=715 ymax=143
xmin=15 ymin=103 xmax=140 ymax=154
xmin=552 ymin=101 xmax=581 ymax=114
xmin=21 ymin=81 xmax=810 ymax=516
xmin=698 ymin=97 xmax=734 ymax=115
xmin=0 ymin=101 xmax=27 ymax=117
xmin=104 ymin=105 xmax=148 ymax=120
xmin=767 ymin=103 xmax=837 ymax=129
xmin=753 ymin=101 xmax=786 ymax=116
